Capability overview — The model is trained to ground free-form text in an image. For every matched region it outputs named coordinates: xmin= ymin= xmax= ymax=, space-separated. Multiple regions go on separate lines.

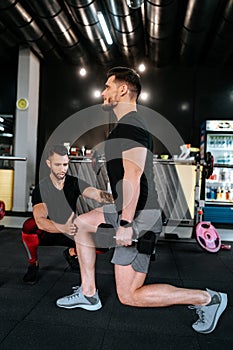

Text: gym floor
xmin=0 ymin=227 xmax=232 ymax=350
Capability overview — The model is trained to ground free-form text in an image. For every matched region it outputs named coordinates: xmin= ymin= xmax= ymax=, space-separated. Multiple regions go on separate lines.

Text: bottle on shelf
xmin=216 ymin=186 xmax=222 ymax=200
xmin=230 ymin=187 xmax=233 ymax=201
xmin=210 ymin=187 xmax=216 ymax=200
xmin=210 ymin=136 xmax=215 ymax=148
xmin=225 ymin=187 xmax=230 ymax=201
xmin=221 ymin=187 xmax=226 ymax=201
xmin=220 ymin=169 xmax=226 ymax=181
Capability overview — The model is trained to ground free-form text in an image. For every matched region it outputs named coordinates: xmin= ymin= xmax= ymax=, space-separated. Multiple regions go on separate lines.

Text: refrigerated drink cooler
xmin=200 ymin=120 xmax=233 ymax=224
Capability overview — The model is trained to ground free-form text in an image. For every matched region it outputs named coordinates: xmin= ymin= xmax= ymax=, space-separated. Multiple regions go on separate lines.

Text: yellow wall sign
xmin=16 ymin=98 xmax=29 ymax=110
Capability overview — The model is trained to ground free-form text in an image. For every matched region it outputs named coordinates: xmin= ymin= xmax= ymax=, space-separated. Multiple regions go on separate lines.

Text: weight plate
xmin=195 ymin=222 xmax=221 ymax=253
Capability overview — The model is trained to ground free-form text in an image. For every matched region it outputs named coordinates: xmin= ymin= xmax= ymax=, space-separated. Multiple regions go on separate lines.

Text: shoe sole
xmin=56 ymin=300 xmax=102 ymax=311
xmin=194 ymin=292 xmax=228 ymax=334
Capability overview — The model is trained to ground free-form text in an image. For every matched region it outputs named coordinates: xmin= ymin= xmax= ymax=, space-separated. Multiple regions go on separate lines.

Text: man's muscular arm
xmin=33 ymin=203 xmax=77 ymax=235
xmin=115 ymin=146 xmax=147 ymax=246
xmin=82 ymin=186 xmax=113 ymax=204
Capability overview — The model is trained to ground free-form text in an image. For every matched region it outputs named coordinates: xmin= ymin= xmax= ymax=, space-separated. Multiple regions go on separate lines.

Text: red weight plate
xmin=0 ymin=200 xmax=5 ymax=220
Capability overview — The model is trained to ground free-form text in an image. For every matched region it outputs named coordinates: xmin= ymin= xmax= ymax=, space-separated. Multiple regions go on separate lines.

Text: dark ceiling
xmin=0 ymin=0 xmax=233 ymax=69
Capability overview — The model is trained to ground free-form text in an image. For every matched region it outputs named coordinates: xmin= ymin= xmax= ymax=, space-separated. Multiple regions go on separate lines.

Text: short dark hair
xmin=47 ymin=145 xmax=68 ymax=159
xmin=107 ymin=66 xmax=141 ymax=100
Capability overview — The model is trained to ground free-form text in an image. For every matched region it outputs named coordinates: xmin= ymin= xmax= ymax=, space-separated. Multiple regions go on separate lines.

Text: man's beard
xmin=101 ymin=100 xmax=118 ymax=111
xmin=52 ymin=170 xmax=66 ymax=181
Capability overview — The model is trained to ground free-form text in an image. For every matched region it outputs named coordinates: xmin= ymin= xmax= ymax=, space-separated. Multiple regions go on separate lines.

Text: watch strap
xmin=120 ymin=219 xmax=133 ymax=228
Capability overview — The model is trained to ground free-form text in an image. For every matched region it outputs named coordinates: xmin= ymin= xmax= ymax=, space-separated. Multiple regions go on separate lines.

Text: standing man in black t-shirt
xmin=56 ymin=68 xmax=227 ymax=334
xmin=22 ymin=145 xmax=113 ymax=284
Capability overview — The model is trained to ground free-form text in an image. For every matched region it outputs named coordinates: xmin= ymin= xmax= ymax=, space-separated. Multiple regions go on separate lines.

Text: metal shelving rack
xmin=68 ymin=157 xmax=200 ymax=239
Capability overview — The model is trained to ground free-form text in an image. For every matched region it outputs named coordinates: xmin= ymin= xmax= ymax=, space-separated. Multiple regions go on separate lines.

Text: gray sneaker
xmin=56 ymin=286 xmax=102 ymax=311
xmin=189 ymin=288 xmax=227 ymax=334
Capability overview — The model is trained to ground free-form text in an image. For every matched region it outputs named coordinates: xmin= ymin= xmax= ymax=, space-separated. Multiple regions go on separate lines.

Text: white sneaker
xmin=56 ymin=286 xmax=102 ymax=311
xmin=189 ymin=288 xmax=227 ymax=334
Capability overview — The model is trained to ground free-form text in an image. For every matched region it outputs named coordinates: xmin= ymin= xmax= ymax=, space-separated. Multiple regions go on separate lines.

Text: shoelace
xmin=72 ymin=285 xmax=80 ymax=292
xmin=188 ymin=306 xmax=205 ymax=324
xmin=66 ymin=287 xmax=81 ymax=300
xmin=70 ymin=286 xmax=97 ymax=303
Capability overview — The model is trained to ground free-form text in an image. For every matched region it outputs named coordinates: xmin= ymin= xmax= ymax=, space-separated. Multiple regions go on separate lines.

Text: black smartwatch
xmin=120 ymin=219 xmax=133 ymax=228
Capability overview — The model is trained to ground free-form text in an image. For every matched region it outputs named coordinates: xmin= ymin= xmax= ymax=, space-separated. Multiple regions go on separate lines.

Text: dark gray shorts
xmin=103 ymin=204 xmax=162 ymax=274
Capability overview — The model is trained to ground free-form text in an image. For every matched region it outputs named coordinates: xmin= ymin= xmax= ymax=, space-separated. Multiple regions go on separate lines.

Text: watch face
xmin=17 ymin=98 xmax=29 ymax=110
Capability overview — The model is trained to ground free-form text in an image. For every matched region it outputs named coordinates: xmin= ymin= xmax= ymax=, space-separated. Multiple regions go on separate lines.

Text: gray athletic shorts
xmin=103 ymin=204 xmax=162 ymax=274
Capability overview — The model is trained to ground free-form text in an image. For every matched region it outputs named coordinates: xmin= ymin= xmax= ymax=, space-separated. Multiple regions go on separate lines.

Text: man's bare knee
xmin=117 ymin=291 xmax=131 ymax=306
xmin=117 ymin=287 xmax=137 ymax=306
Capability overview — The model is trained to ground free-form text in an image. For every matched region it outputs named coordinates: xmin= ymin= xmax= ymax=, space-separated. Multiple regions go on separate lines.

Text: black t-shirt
xmin=32 ymin=175 xmax=90 ymax=224
xmin=105 ymin=111 xmax=160 ymax=212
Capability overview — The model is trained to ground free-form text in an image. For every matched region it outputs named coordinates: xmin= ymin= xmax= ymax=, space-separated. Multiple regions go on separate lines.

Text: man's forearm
xmin=83 ymin=186 xmax=113 ymax=203
xmin=35 ymin=217 xmax=66 ymax=233
xmin=121 ymin=175 xmax=141 ymax=223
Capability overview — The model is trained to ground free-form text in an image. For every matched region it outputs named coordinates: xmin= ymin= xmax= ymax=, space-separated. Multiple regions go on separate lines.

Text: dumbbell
xmin=96 ymin=223 xmax=157 ymax=255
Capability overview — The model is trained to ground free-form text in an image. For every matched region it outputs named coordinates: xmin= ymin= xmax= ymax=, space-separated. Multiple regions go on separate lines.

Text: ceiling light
xmin=97 ymin=12 xmax=113 ymax=45
xmin=0 ymin=125 xmax=5 ymax=131
xmin=79 ymin=68 xmax=87 ymax=77
xmin=93 ymin=90 xmax=101 ymax=98
xmin=180 ymin=102 xmax=189 ymax=111
xmin=140 ymin=92 xmax=149 ymax=101
xmin=138 ymin=63 xmax=146 ymax=72
xmin=0 ymin=117 xmax=4 ymax=123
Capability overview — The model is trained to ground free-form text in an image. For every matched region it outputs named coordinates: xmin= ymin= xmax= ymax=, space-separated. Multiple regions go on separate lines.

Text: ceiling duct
xmin=65 ymin=0 xmax=115 ymax=65
xmin=146 ymin=0 xmax=177 ymax=66
xmin=25 ymin=0 xmax=86 ymax=64
xmin=179 ymin=0 xmax=220 ymax=64
xmin=126 ymin=0 xmax=144 ymax=10
xmin=0 ymin=0 xmax=62 ymax=62
xmin=105 ymin=0 xmax=145 ymax=64
xmin=0 ymin=0 xmax=232 ymax=67
xmin=207 ymin=0 xmax=233 ymax=65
